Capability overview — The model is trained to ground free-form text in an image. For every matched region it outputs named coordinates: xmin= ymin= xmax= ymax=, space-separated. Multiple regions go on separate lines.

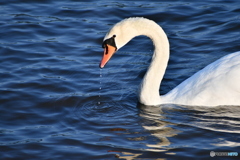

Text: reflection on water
xmin=138 ymin=104 xmax=180 ymax=152
xmin=106 ymin=103 xmax=240 ymax=159
xmin=182 ymin=105 xmax=240 ymax=134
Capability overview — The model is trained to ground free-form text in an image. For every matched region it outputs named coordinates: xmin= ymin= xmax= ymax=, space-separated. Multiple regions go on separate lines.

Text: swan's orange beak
xmin=99 ymin=44 xmax=117 ymax=68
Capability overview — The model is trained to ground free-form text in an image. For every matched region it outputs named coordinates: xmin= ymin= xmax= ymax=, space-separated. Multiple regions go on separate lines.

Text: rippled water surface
xmin=1 ymin=0 xmax=240 ymax=159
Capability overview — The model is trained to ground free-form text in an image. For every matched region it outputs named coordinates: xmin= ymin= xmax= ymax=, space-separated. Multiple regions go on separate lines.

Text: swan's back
xmin=163 ymin=51 xmax=240 ymax=106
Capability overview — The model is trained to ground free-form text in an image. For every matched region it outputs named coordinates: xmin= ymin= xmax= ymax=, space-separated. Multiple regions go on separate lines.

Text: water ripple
xmin=73 ymin=98 xmax=132 ymax=123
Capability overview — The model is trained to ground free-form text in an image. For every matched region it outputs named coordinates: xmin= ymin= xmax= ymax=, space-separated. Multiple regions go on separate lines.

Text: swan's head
xmin=99 ymin=34 xmax=118 ymax=68
xmin=99 ymin=18 xmax=140 ymax=68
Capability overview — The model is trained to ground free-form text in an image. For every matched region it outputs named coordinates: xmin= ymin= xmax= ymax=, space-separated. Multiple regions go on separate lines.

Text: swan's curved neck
xmin=136 ymin=20 xmax=170 ymax=105
xmin=105 ymin=18 xmax=170 ymax=105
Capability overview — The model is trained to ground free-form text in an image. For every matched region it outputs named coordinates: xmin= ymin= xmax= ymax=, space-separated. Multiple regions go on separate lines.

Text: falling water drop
xmin=98 ymin=69 xmax=102 ymax=105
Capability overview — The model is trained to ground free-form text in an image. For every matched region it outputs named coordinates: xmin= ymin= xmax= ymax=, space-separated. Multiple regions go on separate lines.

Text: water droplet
xmin=98 ymin=69 xmax=102 ymax=105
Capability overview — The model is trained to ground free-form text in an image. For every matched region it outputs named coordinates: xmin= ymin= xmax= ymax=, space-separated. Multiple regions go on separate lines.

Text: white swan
xmin=99 ymin=17 xmax=240 ymax=106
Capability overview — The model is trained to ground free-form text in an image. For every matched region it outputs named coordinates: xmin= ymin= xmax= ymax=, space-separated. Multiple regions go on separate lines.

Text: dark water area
xmin=1 ymin=0 xmax=240 ymax=159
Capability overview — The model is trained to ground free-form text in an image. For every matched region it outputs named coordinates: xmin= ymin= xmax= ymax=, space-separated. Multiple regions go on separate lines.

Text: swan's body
xmin=100 ymin=17 xmax=240 ymax=106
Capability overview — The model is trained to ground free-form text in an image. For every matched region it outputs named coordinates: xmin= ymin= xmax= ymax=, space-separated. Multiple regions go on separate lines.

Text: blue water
xmin=1 ymin=0 xmax=240 ymax=159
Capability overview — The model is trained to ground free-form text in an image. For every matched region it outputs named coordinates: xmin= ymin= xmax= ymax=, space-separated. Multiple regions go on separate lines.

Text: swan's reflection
xmin=137 ymin=103 xmax=180 ymax=152
xmin=136 ymin=103 xmax=240 ymax=152
xmin=109 ymin=103 xmax=179 ymax=159
xmin=109 ymin=103 xmax=240 ymax=159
